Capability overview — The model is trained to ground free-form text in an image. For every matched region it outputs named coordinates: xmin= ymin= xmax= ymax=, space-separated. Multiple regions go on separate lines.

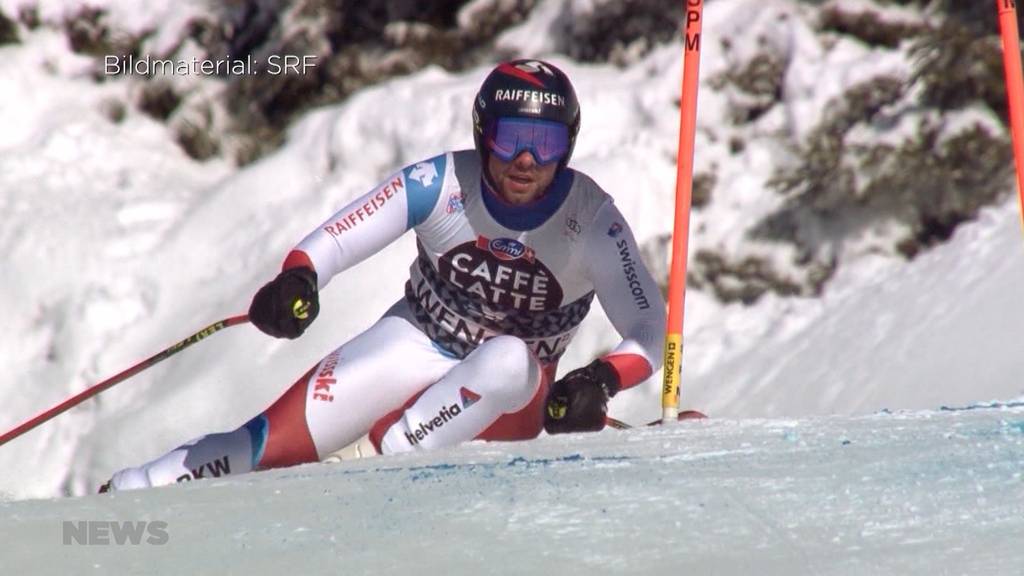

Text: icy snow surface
xmin=1 ymin=0 xmax=1024 ymax=571
xmin=3 ymin=407 xmax=1024 ymax=574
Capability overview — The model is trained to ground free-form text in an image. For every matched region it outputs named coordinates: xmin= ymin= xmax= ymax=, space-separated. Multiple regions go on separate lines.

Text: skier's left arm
xmin=545 ymin=200 xmax=666 ymax=434
xmin=585 ymin=200 xmax=666 ymax=390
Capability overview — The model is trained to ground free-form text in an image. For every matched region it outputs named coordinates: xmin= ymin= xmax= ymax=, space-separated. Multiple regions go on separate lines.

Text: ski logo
xmin=497 ymin=62 xmax=547 ymax=88
xmin=514 ymin=60 xmax=555 ymax=77
xmin=565 ymin=216 xmax=581 ymax=236
xmin=607 ymin=222 xmax=623 ymax=238
xmin=617 ymin=239 xmax=651 ymax=310
xmin=175 ymin=455 xmax=231 ymax=483
xmin=313 ymin=350 xmax=341 ymax=402
xmin=409 ymin=161 xmax=439 ymax=187
xmin=446 ymin=191 xmax=464 ymax=214
xmin=460 ymin=387 xmax=481 ymax=409
xmin=476 ymin=235 xmax=536 ymax=263
xmin=405 ymin=404 xmax=462 ymax=446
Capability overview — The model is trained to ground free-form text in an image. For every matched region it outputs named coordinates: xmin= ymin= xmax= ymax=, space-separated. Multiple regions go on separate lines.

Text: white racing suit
xmin=109 ymin=150 xmax=665 ymax=490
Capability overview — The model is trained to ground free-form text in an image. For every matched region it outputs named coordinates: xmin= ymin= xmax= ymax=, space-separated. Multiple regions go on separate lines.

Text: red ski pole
xmin=0 ymin=314 xmax=250 ymax=448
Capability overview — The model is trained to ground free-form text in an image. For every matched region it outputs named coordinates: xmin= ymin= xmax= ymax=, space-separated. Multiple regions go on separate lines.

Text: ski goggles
xmin=485 ymin=118 xmax=570 ymax=165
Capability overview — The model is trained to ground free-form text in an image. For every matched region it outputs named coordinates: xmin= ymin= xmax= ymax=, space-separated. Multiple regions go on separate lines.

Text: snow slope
xmin=1 ymin=0 xmax=1023 ymax=507
xmin=684 ymin=200 xmax=1024 ymax=419
xmin=3 ymin=405 xmax=1024 ymax=575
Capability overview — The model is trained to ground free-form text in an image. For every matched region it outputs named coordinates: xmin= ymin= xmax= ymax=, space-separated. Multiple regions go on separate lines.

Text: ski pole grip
xmin=292 ymin=298 xmax=311 ymax=320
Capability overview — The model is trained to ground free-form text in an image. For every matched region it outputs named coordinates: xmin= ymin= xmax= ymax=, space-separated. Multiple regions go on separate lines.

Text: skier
xmin=102 ymin=59 xmax=666 ymax=491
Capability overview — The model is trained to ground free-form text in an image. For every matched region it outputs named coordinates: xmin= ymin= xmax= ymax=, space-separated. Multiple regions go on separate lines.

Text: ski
xmin=605 ymin=410 xmax=707 ymax=430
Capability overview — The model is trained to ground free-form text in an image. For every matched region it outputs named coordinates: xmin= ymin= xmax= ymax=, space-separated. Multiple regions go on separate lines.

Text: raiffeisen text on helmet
xmin=493 ymin=89 xmax=567 ymax=108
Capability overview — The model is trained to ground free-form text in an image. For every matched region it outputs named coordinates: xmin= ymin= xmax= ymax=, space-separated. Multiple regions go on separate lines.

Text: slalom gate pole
xmin=661 ymin=0 xmax=704 ymax=424
xmin=0 ymin=315 xmax=250 ymax=448
xmin=997 ymin=0 xmax=1024 ymax=227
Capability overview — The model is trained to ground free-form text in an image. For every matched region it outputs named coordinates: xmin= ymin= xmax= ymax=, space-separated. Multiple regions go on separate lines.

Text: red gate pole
xmin=997 ymin=0 xmax=1024 ymax=227
xmin=662 ymin=0 xmax=705 ymax=423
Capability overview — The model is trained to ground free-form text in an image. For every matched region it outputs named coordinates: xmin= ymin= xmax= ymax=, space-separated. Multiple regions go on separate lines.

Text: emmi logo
xmin=62 ymin=520 xmax=169 ymax=545
xmin=175 ymin=455 xmax=231 ymax=483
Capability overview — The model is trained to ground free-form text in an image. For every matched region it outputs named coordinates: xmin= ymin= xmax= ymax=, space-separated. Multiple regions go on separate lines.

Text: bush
xmin=910 ymin=20 xmax=1007 ymax=123
xmin=137 ymin=81 xmax=181 ymax=121
xmin=63 ymin=6 xmax=147 ymax=59
xmin=709 ymin=49 xmax=787 ymax=125
xmin=766 ymin=75 xmax=907 ymax=219
xmin=760 ymin=74 xmax=1011 ymax=263
xmin=554 ymin=0 xmax=683 ymax=66
xmin=819 ymin=4 xmax=925 ymax=48
xmin=0 ymin=10 xmax=18 ymax=44
xmin=688 ymin=250 xmax=834 ymax=305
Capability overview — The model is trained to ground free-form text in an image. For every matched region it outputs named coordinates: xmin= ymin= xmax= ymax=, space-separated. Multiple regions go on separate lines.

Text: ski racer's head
xmin=473 ymin=59 xmax=581 ymax=205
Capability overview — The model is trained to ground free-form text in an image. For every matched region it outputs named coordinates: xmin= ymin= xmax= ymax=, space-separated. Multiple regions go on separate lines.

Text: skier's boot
xmin=322 ymin=434 xmax=379 ymax=463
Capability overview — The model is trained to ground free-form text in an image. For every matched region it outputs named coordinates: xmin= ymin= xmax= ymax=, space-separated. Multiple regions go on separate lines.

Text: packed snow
xmin=3 ymin=406 xmax=1024 ymax=574
xmin=1 ymin=0 xmax=1024 ymax=571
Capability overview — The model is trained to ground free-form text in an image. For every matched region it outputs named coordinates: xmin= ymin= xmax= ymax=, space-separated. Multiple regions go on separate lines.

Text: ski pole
xmin=0 ymin=314 xmax=250 ymax=448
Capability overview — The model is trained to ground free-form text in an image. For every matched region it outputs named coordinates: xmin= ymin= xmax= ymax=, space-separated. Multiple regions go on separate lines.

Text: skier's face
xmin=487 ymin=150 xmax=558 ymax=205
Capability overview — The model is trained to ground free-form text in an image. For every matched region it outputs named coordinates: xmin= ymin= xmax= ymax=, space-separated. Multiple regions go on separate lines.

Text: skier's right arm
xmin=287 ymin=153 xmax=449 ymax=285
xmin=249 ymin=154 xmax=449 ymax=338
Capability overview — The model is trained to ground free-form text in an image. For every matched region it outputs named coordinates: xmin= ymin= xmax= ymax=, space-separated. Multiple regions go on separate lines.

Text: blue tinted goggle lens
xmin=486 ymin=118 xmax=570 ymax=165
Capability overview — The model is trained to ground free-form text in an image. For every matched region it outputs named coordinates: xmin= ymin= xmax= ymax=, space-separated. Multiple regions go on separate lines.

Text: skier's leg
xmin=476 ymin=363 xmax=557 ymax=441
xmin=256 ymin=314 xmax=456 ymax=466
xmin=372 ymin=335 xmax=547 ymax=454
xmin=105 ymin=420 xmax=266 ymax=490
xmin=106 ymin=371 xmax=317 ymax=491
xmin=106 ymin=311 xmax=455 ymax=491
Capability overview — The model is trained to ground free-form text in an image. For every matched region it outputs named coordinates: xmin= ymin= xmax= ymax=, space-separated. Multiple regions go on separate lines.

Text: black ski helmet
xmin=473 ymin=59 xmax=581 ymax=169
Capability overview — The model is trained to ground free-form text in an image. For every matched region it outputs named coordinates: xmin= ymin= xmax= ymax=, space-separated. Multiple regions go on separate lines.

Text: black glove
xmin=544 ymin=359 xmax=621 ymax=434
xmin=248 ymin=267 xmax=320 ymax=339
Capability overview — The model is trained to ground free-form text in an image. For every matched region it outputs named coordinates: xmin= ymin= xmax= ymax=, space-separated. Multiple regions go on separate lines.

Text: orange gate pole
xmin=997 ymin=0 xmax=1024 ymax=226
xmin=662 ymin=0 xmax=704 ymax=423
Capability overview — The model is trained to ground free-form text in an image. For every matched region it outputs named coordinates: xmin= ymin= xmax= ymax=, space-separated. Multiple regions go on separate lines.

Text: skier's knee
xmin=474 ymin=335 xmax=540 ymax=411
